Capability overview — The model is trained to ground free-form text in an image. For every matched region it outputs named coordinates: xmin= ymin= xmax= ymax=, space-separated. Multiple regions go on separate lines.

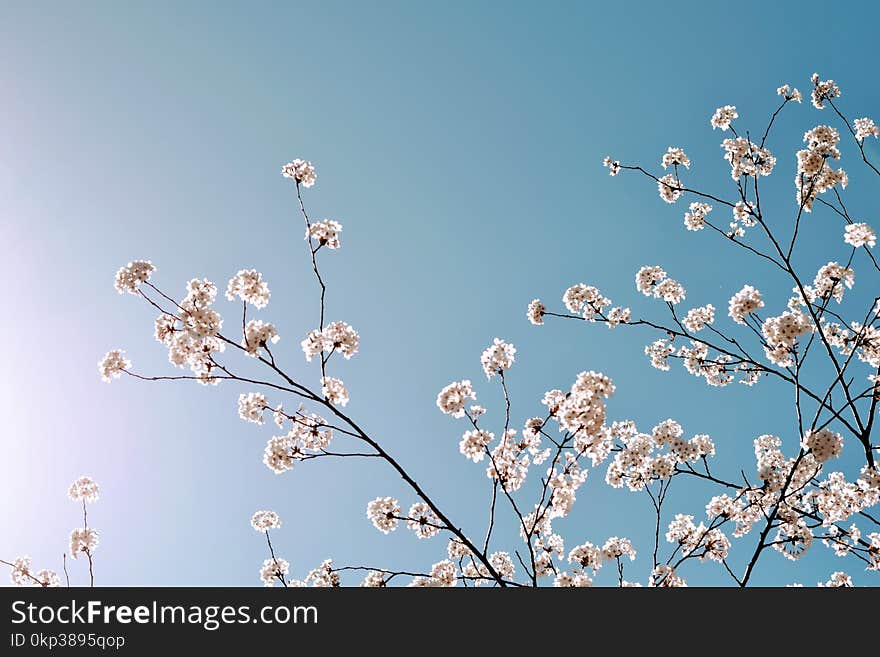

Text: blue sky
xmin=1 ymin=1 xmax=878 ymax=586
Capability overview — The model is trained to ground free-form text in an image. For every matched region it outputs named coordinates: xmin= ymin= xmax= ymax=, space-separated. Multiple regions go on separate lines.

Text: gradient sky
xmin=2 ymin=1 xmax=879 ymax=586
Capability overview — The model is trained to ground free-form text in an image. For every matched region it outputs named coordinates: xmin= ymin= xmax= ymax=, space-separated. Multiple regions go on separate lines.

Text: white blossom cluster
xmin=657 ymin=173 xmax=683 ymax=203
xmin=602 ymin=155 xmax=620 ymax=176
xmin=721 ymin=137 xmax=776 ymax=179
xmin=796 ymin=124 xmax=848 ymax=211
xmin=844 ymin=222 xmax=876 ymax=248
xmin=151 ymin=278 xmax=226 ymax=384
xmin=606 ymin=419 xmax=715 ymax=491
xmin=436 ymin=380 xmax=476 ymax=418
xmin=853 ymin=117 xmax=879 ymax=142
xmin=9 ymin=557 xmax=61 ymax=588
xmin=98 ymin=349 xmax=130 ymax=382
xmin=480 ymin=338 xmax=516 ymax=379
xmin=262 ymin=410 xmax=333 ymax=474
xmin=259 ymin=558 xmax=289 ymax=587
xmin=810 ymin=73 xmax=840 ymax=110
xmin=683 ymin=201 xmax=712 ymax=231
xmin=683 ymin=304 xmax=715 ymax=332
xmin=301 ymin=321 xmax=360 ymax=361
xmin=526 ymin=298 xmax=546 ymax=325
xmin=251 ymin=510 xmax=282 ymax=532
xmin=728 ymin=285 xmax=764 ymax=324
xmin=281 ymin=159 xmax=317 ymax=187
xmin=306 ymin=219 xmax=342 ymax=249
xmin=634 ymin=265 xmax=685 ymax=304
xmin=68 ymin=476 xmax=100 ymax=503
xmin=114 ymin=260 xmax=155 ymax=295
xmin=661 ymin=147 xmax=690 ymax=169
xmin=777 ymin=84 xmax=802 ymax=103
xmin=710 ymin=105 xmax=738 ymax=131
xmin=225 ymin=269 xmax=270 ymax=308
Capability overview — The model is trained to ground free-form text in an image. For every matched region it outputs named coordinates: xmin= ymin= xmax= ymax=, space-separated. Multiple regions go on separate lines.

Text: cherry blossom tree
xmin=9 ymin=74 xmax=879 ymax=588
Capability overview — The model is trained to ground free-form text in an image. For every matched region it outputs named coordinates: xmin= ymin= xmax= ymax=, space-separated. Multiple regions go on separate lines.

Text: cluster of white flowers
xmin=287 ymin=559 xmax=339 ymax=587
xmin=683 ymin=304 xmax=715 ymax=332
xmin=728 ymin=200 xmax=757 ymax=237
xmin=604 ymin=419 xmax=714 ymax=491
xmin=844 ymin=222 xmax=876 ymax=248
xmin=602 ymin=536 xmax=637 ymax=562
xmin=680 ymin=339 xmax=745 ymax=387
xmin=802 ymin=428 xmax=844 ymax=462
xmin=526 ymin=298 xmax=545 ymax=325
xmin=796 ymin=124 xmax=848 ymax=211
xmin=606 ymin=306 xmax=631 ymax=327
xmin=854 ymin=117 xmax=879 ymax=142
xmin=459 ymin=428 xmax=493 ymax=462
xmin=238 ymin=392 xmax=267 ymax=424
xmin=480 ymin=338 xmax=516 ymax=379
xmin=281 ymin=159 xmax=317 ymax=188
xmin=114 ymin=260 xmax=155 ymax=294
xmin=307 ymin=219 xmax=342 ymax=249
xmin=654 ymin=278 xmax=686 ymax=304
xmin=68 ymin=476 xmax=100 ymax=503
xmin=251 ymin=510 xmax=282 ymax=532
xmin=262 ymin=411 xmax=333 ymax=474
xmin=564 ymin=536 xmax=635 ymax=579
xmin=436 ymin=380 xmax=476 ymax=418
xmin=657 ymin=173 xmax=683 ymax=203
xmin=850 ymin=324 xmax=880 ymax=368
xmin=486 ymin=429 xmax=534 ymax=492
xmin=820 ymin=571 xmax=853 ymax=587
xmin=777 ymin=84 xmax=802 ymax=103
xmin=67 ymin=475 xmax=101 ymax=566
xmin=301 ymin=321 xmax=360 ymax=361
xmin=710 ymin=105 xmax=738 ymax=131
xmin=553 ymin=570 xmax=594 ymax=587
xmin=488 ymin=552 xmax=516 ymax=580
xmin=661 ymin=147 xmax=690 ymax=169
xmin=634 ymin=265 xmax=685 ymax=304
xmin=367 ymin=497 xmax=400 ymax=534
xmin=563 ymin=283 xmax=610 ymax=320
xmin=428 ymin=559 xmax=458 ymax=586
xmin=98 ymin=349 xmax=130 ymax=382
xmin=69 ymin=528 xmax=99 ymax=560
xmin=650 ymin=564 xmax=687 ymax=587
xmin=807 ymin=467 xmax=880 ymax=527
xmin=721 ymin=137 xmax=776 ymax=179
xmin=805 ymin=261 xmax=855 ymax=303
xmin=761 ymin=311 xmax=812 ymax=366
xmin=810 ymin=73 xmax=840 ymax=110
xmin=360 ymin=570 xmax=386 ymax=587
xmin=150 ymin=278 xmax=225 ymax=384
xmin=11 ymin=559 xmax=32 ymax=586
xmin=666 ymin=513 xmax=731 ymax=562
xmin=9 ymin=557 xmax=60 ymax=588
xmin=546 ymin=456 xmax=589 ymax=518
xmin=635 ymin=265 xmax=666 ymax=296
xmin=567 ymin=541 xmax=601 ymax=571
xmin=320 ymin=376 xmax=350 ymax=406
xmin=225 ymin=269 xmax=270 ymax=308
xmin=241 ymin=320 xmax=278 ymax=357
xmin=259 ymin=557 xmax=289 ymax=587
xmin=406 ymin=502 xmax=441 ymax=539
xmin=728 ymin=285 xmax=764 ymax=324
xmin=645 ymin=339 xmax=674 ymax=371
xmin=542 ymin=372 xmax=615 ymax=472
xmin=602 ymin=155 xmax=620 ymax=176
xmin=683 ymin=201 xmax=712 ymax=231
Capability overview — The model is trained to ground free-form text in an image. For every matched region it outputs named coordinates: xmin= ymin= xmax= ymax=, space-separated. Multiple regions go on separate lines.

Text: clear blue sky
xmin=2 ymin=1 xmax=878 ymax=586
